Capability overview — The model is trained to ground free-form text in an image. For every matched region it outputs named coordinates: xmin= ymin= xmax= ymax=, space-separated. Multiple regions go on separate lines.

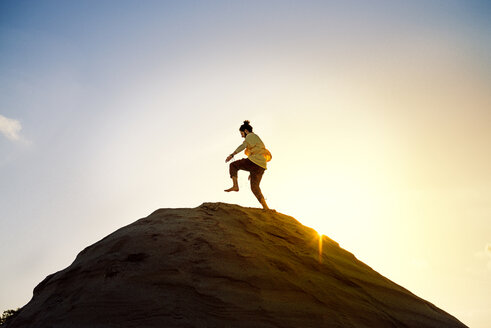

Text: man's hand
xmin=225 ymin=154 xmax=234 ymax=163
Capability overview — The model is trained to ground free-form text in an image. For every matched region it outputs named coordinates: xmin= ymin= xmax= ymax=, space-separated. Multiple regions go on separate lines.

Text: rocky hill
xmin=5 ymin=203 xmax=467 ymax=328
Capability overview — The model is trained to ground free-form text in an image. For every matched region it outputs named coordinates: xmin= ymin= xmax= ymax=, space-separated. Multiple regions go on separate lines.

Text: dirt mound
xmin=6 ymin=202 xmax=467 ymax=328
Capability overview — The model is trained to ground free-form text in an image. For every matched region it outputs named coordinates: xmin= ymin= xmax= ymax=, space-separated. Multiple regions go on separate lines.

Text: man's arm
xmin=225 ymin=140 xmax=247 ymax=163
xmin=232 ymin=140 xmax=247 ymax=156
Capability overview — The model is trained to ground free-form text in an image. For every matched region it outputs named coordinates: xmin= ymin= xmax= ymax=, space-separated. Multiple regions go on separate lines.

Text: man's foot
xmin=225 ymin=176 xmax=239 ymax=192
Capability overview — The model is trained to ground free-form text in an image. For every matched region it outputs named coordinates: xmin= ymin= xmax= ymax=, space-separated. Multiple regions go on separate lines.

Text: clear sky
xmin=1 ymin=1 xmax=490 ymax=327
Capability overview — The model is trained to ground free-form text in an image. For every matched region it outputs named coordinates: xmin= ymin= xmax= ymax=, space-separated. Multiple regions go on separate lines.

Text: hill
xmin=5 ymin=202 xmax=467 ymax=327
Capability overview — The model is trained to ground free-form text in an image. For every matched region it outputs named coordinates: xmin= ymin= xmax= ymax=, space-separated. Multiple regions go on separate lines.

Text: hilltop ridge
xmin=6 ymin=202 xmax=467 ymax=328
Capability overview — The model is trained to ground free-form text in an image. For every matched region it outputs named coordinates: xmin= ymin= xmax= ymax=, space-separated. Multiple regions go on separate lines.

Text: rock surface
xmin=7 ymin=202 xmax=467 ymax=328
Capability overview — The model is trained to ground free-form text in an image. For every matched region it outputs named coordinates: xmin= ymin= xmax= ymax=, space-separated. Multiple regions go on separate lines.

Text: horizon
xmin=1 ymin=1 xmax=490 ymax=327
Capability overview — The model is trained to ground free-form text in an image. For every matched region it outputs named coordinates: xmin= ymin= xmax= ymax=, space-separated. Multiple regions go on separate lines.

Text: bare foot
xmin=224 ymin=186 xmax=239 ymax=192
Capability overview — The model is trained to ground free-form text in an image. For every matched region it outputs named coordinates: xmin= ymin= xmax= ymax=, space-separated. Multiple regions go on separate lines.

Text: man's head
xmin=239 ymin=120 xmax=253 ymax=138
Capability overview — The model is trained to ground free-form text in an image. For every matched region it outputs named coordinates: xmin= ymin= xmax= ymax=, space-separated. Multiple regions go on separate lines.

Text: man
xmin=225 ymin=120 xmax=271 ymax=210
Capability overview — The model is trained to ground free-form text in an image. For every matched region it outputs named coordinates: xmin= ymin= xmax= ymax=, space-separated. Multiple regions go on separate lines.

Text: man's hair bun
xmin=239 ymin=120 xmax=253 ymax=132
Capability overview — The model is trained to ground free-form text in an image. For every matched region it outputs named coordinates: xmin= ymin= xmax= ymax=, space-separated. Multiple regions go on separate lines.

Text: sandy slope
xmin=6 ymin=202 xmax=467 ymax=328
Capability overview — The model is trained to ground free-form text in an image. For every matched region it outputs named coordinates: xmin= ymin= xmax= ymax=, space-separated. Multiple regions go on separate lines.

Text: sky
xmin=0 ymin=0 xmax=490 ymax=326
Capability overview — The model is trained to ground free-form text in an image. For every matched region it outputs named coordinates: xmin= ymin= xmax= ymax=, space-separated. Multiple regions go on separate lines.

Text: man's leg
xmin=250 ymin=169 xmax=269 ymax=210
xmin=225 ymin=159 xmax=251 ymax=192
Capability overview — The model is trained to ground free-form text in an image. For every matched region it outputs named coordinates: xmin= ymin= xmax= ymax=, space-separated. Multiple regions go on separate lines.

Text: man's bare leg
xmin=259 ymin=197 xmax=269 ymax=210
xmin=225 ymin=176 xmax=239 ymax=192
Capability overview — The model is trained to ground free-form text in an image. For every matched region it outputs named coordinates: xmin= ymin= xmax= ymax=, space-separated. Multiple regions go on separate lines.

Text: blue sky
xmin=1 ymin=1 xmax=490 ymax=327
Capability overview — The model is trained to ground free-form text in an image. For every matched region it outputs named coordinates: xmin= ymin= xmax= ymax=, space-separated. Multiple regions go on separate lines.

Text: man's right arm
xmin=226 ymin=140 xmax=247 ymax=163
xmin=231 ymin=140 xmax=247 ymax=156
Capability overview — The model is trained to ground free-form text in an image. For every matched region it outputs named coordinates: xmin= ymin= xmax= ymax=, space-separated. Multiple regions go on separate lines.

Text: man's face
xmin=240 ymin=130 xmax=246 ymax=138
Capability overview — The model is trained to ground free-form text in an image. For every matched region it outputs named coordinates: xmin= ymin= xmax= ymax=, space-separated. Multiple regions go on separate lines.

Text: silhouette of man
xmin=225 ymin=120 xmax=271 ymax=210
